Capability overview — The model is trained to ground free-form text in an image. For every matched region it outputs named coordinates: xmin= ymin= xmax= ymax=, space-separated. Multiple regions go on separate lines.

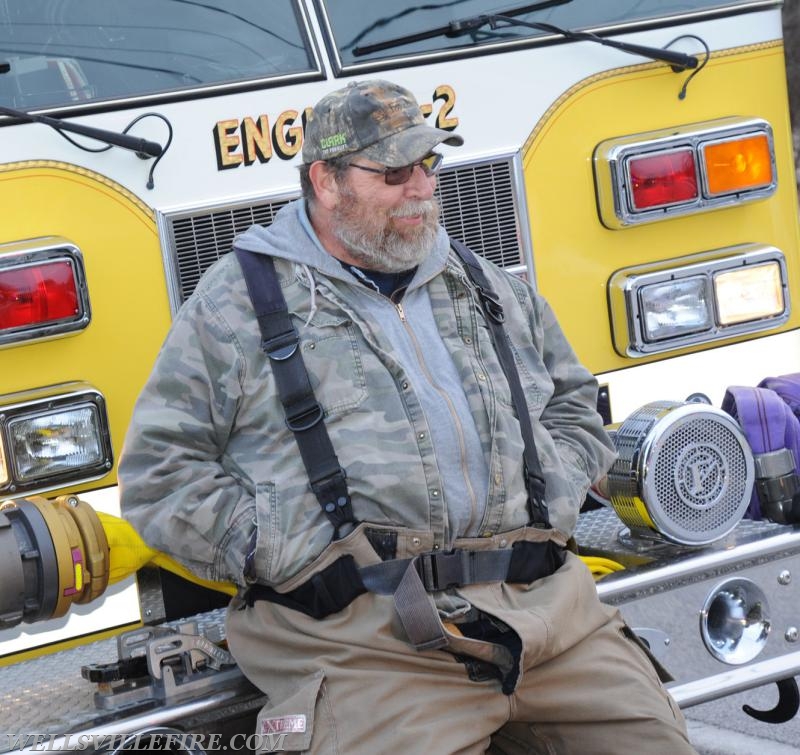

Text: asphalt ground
xmin=688 ymin=721 xmax=799 ymax=755
xmin=685 ymin=683 xmax=800 ymax=754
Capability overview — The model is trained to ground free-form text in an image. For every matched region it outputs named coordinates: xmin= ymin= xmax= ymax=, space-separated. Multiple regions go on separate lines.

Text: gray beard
xmin=333 ymin=198 xmax=440 ymax=273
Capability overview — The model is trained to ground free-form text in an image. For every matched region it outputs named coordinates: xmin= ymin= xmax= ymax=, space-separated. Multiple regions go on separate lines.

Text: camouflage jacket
xmin=119 ymin=200 xmax=616 ymax=587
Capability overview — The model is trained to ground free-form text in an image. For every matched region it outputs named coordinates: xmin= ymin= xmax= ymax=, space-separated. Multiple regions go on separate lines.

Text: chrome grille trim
xmin=160 ymin=157 xmax=525 ymax=313
xmin=438 ymin=159 xmax=522 ymax=271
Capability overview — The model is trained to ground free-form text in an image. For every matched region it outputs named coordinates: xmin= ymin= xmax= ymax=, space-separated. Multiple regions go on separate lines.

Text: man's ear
xmin=308 ymin=161 xmax=341 ymax=211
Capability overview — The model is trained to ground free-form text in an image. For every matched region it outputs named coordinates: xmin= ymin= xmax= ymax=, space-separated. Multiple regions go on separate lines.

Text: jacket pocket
xmin=472 ymin=319 xmax=546 ymax=414
xmin=253 ymin=481 xmax=333 ymax=584
xmin=254 ymin=671 xmax=325 ymax=753
xmin=301 ymin=312 xmax=367 ymax=416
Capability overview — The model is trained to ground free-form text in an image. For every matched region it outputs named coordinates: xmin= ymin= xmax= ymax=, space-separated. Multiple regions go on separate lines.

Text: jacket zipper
xmin=394 ymin=299 xmax=480 ymax=535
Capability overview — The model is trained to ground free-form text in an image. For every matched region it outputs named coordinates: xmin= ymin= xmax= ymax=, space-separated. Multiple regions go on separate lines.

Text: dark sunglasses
xmin=348 ymin=152 xmax=443 ymax=185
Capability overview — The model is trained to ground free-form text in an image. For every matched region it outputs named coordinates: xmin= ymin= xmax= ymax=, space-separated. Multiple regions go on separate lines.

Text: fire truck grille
xmin=164 ymin=158 xmax=523 ymax=307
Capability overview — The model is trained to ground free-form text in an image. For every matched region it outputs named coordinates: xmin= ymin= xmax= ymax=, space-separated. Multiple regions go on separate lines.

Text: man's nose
xmin=403 ymin=164 xmax=436 ymax=199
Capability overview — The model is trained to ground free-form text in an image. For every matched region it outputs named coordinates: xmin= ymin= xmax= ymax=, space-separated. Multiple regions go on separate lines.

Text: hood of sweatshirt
xmin=231 ymin=198 xmax=453 ymax=292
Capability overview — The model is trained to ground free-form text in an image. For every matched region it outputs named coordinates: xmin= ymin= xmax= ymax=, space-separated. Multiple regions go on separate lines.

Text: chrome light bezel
xmin=700 ymin=577 xmax=771 ymax=665
xmin=594 ymin=117 xmax=777 ymax=229
xmin=0 ymin=383 xmax=113 ymax=498
xmin=0 ymin=237 xmax=91 ymax=348
xmin=608 ymin=244 xmax=789 ymax=357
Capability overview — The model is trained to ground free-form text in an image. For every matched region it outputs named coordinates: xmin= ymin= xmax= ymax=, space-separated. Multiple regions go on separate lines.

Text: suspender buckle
xmin=416 ymin=550 xmax=475 ymax=591
xmin=285 ymin=401 xmax=324 ymax=432
xmin=475 ymin=286 xmax=505 ymax=323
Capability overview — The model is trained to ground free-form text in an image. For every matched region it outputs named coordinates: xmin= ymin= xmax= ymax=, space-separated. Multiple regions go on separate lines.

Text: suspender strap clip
xmin=263 ymin=330 xmax=299 ymax=361
xmin=475 ymin=286 xmax=505 ymax=323
xmin=310 ymin=467 xmax=355 ymax=540
xmin=285 ymin=400 xmax=324 ymax=432
xmin=525 ymin=466 xmax=550 ymax=528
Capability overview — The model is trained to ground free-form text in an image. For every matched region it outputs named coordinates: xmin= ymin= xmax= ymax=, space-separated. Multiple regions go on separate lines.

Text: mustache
xmin=389 ymin=199 xmax=439 ymax=218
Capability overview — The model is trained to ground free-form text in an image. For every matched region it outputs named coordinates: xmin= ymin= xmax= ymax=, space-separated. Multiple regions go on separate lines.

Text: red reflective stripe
xmin=0 ymin=260 xmax=79 ymax=330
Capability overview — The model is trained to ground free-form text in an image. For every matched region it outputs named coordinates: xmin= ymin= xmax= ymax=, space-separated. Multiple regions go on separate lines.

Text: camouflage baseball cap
xmin=302 ymin=79 xmax=463 ymax=167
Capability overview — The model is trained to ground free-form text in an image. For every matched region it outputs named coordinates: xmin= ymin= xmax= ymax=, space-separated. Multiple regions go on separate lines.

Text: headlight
xmin=714 ymin=262 xmax=784 ymax=326
xmin=608 ymin=244 xmax=789 ymax=357
xmin=639 ymin=275 xmax=711 ymax=342
xmin=0 ymin=383 xmax=112 ymax=497
xmin=10 ymin=405 xmax=105 ymax=482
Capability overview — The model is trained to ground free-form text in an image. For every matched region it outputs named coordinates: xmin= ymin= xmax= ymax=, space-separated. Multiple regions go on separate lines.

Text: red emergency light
xmin=0 ymin=240 xmax=90 ymax=345
xmin=0 ymin=261 xmax=79 ymax=330
xmin=628 ymin=149 xmax=698 ymax=210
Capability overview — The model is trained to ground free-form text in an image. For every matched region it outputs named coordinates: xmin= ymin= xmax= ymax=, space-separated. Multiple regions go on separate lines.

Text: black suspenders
xmin=235 ymin=248 xmax=357 ymax=541
xmin=236 ymin=243 xmax=559 ymax=619
xmin=235 ymin=243 xmax=549 ymax=531
xmin=449 ymin=239 xmax=549 ymax=529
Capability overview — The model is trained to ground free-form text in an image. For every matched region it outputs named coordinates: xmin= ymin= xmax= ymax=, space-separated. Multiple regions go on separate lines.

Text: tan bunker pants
xmin=227 ymin=553 xmax=696 ymax=755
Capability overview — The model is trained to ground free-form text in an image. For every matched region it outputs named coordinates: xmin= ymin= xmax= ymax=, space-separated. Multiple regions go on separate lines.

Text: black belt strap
xmin=450 ymin=239 xmax=549 ymax=527
xmin=234 ymin=248 xmax=356 ymax=538
xmin=245 ymin=540 xmax=565 ymax=621
xmin=360 ymin=548 xmax=513 ymax=594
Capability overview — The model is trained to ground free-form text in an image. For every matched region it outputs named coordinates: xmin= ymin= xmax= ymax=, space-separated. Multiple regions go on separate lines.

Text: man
xmin=120 ymin=80 xmax=696 ymax=754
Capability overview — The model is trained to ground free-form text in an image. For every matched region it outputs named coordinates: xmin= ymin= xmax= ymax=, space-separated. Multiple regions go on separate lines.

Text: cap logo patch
xmin=319 ymin=132 xmax=347 ymax=152
xmin=373 ymin=102 xmax=406 ymax=122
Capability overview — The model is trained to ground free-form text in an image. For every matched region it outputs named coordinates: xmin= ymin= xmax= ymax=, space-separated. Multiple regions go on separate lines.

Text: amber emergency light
xmin=702 ymin=133 xmax=773 ymax=197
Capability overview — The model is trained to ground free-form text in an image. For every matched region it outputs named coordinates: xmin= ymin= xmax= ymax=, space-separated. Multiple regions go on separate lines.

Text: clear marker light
xmin=714 ymin=262 xmax=784 ymax=326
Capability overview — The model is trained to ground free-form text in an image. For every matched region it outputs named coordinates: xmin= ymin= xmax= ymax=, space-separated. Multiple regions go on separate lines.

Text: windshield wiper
xmin=0 ymin=103 xmax=164 ymax=158
xmin=354 ymin=4 xmax=698 ymax=71
xmin=352 ymin=0 xmax=572 ymax=55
